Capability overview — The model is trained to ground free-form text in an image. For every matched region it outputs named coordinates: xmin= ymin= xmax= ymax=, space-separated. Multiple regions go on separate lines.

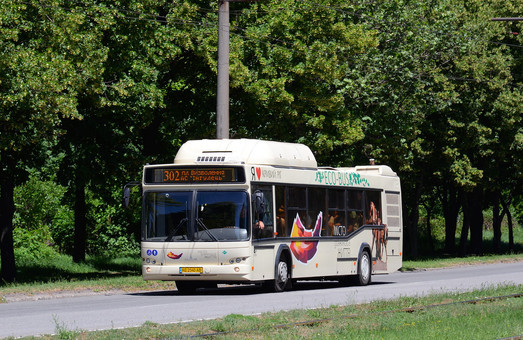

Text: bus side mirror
xmin=122 ymin=181 xmax=141 ymax=209
xmin=123 ymin=187 xmax=131 ymax=208
xmin=253 ymin=190 xmax=266 ymax=217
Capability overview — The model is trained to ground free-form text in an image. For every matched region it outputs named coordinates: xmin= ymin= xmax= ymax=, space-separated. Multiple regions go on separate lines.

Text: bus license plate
xmin=180 ymin=267 xmax=203 ymax=274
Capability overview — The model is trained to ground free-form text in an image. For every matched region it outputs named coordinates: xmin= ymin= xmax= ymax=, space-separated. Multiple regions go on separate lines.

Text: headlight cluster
xmin=228 ymin=257 xmax=247 ymax=264
xmin=143 ymin=257 xmax=157 ymax=265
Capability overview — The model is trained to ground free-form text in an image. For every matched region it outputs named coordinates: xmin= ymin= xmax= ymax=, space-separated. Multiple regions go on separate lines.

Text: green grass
xmin=402 ymin=253 xmax=523 ymax=271
xmin=23 ymin=285 xmax=523 ymax=339
xmin=0 ymin=254 xmax=173 ymax=297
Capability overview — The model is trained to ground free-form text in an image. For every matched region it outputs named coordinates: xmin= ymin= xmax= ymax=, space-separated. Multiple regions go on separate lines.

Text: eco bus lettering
xmin=315 ymin=170 xmax=370 ymax=187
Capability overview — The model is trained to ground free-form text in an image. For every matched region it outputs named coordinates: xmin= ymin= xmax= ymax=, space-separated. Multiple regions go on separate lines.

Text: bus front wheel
xmin=266 ymin=257 xmax=291 ymax=292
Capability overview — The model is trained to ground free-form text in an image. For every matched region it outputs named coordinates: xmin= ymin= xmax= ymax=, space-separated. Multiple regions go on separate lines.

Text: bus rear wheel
xmin=356 ymin=249 xmax=372 ymax=286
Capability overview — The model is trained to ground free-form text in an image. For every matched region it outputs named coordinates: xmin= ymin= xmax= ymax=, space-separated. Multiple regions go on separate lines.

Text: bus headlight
xmin=227 ymin=257 xmax=248 ymax=265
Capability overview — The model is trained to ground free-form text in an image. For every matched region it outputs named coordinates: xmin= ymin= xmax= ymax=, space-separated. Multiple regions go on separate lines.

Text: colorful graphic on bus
xmin=290 ymin=212 xmax=322 ymax=264
xmin=167 ymin=252 xmax=183 ymax=260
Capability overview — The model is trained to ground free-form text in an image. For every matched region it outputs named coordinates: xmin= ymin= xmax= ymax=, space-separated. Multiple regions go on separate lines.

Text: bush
xmin=13 ymin=176 xmax=67 ymax=231
xmin=51 ymin=205 xmax=75 ymax=254
xmin=86 ymin=190 xmax=139 ymax=258
xmin=13 ymin=227 xmax=59 ymax=261
xmin=13 ymin=176 xmax=68 ymax=259
xmin=13 ymin=176 xmax=139 ymax=260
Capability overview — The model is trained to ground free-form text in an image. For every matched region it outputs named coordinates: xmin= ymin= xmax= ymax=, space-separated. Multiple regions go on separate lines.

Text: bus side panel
xmin=288 ymin=227 xmax=396 ymax=280
xmin=251 ymin=245 xmax=276 ymax=281
xmin=290 ymin=239 xmax=340 ymax=278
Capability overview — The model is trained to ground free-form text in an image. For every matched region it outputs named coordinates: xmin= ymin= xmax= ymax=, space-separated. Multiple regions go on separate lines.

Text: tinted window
xmin=365 ymin=191 xmax=382 ymax=225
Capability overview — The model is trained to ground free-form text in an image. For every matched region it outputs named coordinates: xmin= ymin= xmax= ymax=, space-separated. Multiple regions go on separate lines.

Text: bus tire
xmin=356 ymin=249 xmax=372 ymax=286
xmin=268 ymin=256 xmax=290 ymax=292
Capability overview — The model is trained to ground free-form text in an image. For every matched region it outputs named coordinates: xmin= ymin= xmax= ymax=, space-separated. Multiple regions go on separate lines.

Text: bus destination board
xmin=146 ymin=167 xmax=242 ymax=184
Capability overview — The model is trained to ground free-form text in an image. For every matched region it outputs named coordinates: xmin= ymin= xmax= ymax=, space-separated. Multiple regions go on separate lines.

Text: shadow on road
xmin=129 ymin=279 xmax=395 ymax=297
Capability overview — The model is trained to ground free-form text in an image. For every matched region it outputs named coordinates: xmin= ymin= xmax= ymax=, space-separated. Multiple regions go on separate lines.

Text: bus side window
xmin=347 ymin=190 xmax=364 ymax=233
xmin=275 ymin=186 xmax=287 ymax=237
xmin=327 ymin=189 xmax=345 ymax=236
xmin=365 ymin=191 xmax=382 ymax=225
xmin=287 ymin=186 xmax=307 ymax=236
xmin=309 ymin=187 xmax=326 ymax=236
xmin=252 ymin=185 xmax=274 ymax=239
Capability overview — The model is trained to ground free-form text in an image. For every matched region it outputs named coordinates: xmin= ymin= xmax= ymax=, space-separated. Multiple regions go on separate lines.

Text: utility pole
xmin=216 ymin=0 xmax=230 ymax=139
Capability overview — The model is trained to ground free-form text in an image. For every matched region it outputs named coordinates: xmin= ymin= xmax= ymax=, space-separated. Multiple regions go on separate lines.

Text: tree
xmin=181 ymin=0 xmax=379 ymax=161
xmin=0 ymin=0 xmax=110 ymax=280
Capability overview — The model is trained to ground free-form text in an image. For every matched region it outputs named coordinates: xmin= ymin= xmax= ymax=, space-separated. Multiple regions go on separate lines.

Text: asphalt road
xmin=1 ymin=261 xmax=522 ymax=338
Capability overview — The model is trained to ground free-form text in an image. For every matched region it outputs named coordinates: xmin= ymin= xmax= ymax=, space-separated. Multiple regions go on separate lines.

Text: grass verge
xmin=0 ymin=254 xmax=172 ymax=299
xmin=23 ymin=284 xmax=523 ymax=339
xmin=401 ymin=252 xmax=523 ymax=271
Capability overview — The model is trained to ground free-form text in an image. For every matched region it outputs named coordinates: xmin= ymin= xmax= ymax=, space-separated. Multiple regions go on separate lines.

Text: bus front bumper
xmin=142 ymin=264 xmax=253 ymax=281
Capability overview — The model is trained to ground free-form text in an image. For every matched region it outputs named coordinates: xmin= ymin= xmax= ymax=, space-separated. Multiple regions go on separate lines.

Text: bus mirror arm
xmin=122 ymin=181 xmax=141 ymax=209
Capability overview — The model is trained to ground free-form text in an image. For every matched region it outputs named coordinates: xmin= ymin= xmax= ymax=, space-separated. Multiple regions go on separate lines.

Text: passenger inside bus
xmin=276 ymin=205 xmax=286 ymax=237
xmin=347 ymin=211 xmax=363 ymax=233
xmin=252 ymin=187 xmax=275 ymax=239
xmin=328 ymin=210 xmax=344 ymax=236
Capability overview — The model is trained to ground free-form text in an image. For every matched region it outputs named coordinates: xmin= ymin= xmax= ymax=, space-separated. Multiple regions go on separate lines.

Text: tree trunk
xmin=507 ymin=209 xmax=514 ymax=252
xmin=404 ymin=182 xmax=422 ymax=258
xmin=73 ymin=172 xmax=87 ymax=263
xmin=468 ymin=187 xmax=484 ymax=255
xmin=422 ymin=202 xmax=434 ymax=254
xmin=491 ymin=190 xmax=502 ymax=253
xmin=501 ymin=199 xmax=514 ymax=251
xmin=459 ymin=196 xmax=469 ymax=257
xmin=0 ymin=152 xmax=17 ymax=283
xmin=442 ymin=185 xmax=461 ymax=255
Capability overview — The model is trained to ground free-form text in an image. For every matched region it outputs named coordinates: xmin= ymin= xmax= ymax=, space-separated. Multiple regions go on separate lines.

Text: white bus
xmin=125 ymin=139 xmax=402 ymax=293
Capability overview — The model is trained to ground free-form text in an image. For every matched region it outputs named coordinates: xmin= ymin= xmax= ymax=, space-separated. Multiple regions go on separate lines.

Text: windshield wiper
xmin=166 ymin=218 xmax=188 ymax=241
xmin=196 ymin=218 xmax=218 ymax=241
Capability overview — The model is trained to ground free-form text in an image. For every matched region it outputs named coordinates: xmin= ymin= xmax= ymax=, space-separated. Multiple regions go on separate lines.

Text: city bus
xmin=124 ymin=139 xmax=403 ymax=293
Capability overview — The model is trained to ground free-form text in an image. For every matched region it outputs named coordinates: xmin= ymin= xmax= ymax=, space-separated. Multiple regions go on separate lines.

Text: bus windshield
xmin=144 ymin=191 xmax=249 ymax=242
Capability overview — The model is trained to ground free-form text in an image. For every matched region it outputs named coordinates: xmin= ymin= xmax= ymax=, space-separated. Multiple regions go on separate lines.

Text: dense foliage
xmin=1 ymin=0 xmax=521 ymax=282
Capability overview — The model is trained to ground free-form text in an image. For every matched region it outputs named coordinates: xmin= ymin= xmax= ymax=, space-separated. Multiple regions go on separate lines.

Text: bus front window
xmin=195 ymin=191 xmax=249 ymax=241
xmin=144 ymin=191 xmax=249 ymax=242
xmin=144 ymin=192 xmax=191 ymax=241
